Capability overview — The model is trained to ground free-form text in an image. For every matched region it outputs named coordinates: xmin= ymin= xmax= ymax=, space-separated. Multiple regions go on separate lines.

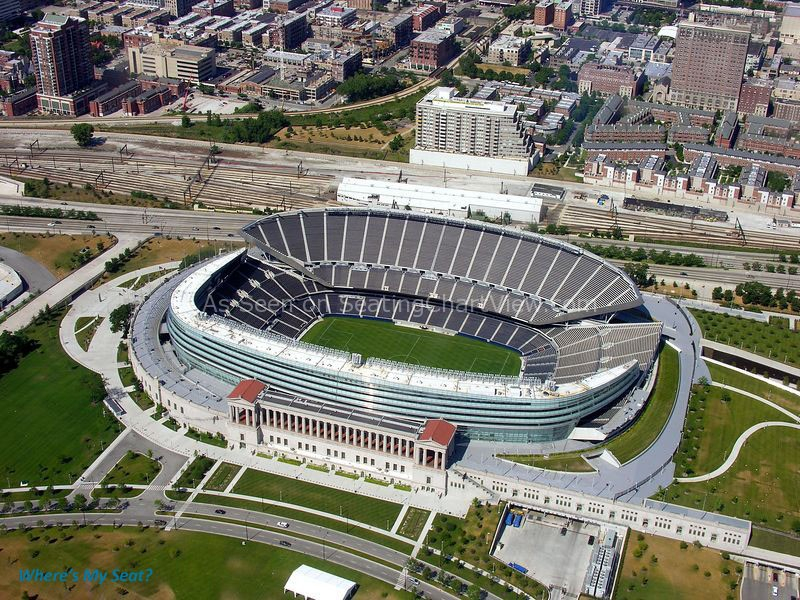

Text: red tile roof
xmin=419 ymin=419 xmax=456 ymax=447
xmin=227 ymin=379 xmax=265 ymax=404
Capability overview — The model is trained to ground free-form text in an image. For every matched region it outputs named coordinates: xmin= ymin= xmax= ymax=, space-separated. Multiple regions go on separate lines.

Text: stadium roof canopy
xmin=284 ymin=565 xmax=357 ymax=600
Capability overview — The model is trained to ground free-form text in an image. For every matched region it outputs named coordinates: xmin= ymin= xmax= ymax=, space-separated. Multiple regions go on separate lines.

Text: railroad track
xmin=558 ymin=204 xmax=800 ymax=252
xmin=0 ymin=147 xmax=333 ymax=211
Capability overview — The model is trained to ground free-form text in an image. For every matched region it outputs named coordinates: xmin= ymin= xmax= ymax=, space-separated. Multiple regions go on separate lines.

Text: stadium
xmin=141 ymin=207 xmax=662 ymax=443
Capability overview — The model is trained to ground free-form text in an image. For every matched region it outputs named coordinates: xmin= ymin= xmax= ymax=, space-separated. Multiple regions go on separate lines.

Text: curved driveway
xmin=0 ymin=245 xmax=55 ymax=292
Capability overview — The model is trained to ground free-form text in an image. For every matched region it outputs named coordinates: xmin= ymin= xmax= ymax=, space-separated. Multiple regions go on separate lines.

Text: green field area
xmin=0 ymin=310 xmax=123 ymax=487
xmin=0 ymin=526 xmax=410 ymax=600
xmin=691 ymin=309 xmax=800 ymax=365
xmin=616 ymin=532 xmax=741 ymax=600
xmin=706 ymin=361 xmax=800 ymax=416
xmin=74 ymin=315 xmax=103 ymax=351
xmin=660 ymin=427 xmax=800 ymax=533
xmin=397 ymin=507 xmax=430 ymax=540
xmin=232 ymin=468 xmax=402 ymax=530
xmin=500 ymin=344 xmax=678 ymax=469
xmin=203 ymin=462 xmax=241 ymax=491
xmin=749 ymin=528 xmax=800 ymax=556
xmin=675 ymin=382 xmax=792 ymax=477
xmin=101 ymin=451 xmax=161 ymax=487
xmin=193 ymin=493 xmax=413 ymax=554
xmin=302 ymin=316 xmax=521 ymax=375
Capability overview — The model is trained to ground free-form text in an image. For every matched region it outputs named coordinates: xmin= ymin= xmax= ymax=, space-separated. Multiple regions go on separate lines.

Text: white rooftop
xmin=420 ymin=87 xmax=517 ymax=116
xmin=284 ymin=565 xmax=356 ymax=600
xmin=337 ymin=177 xmax=543 ymax=219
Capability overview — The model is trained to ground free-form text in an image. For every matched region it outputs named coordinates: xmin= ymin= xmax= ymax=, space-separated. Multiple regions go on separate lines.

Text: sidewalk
xmin=1 ymin=233 xmax=148 ymax=333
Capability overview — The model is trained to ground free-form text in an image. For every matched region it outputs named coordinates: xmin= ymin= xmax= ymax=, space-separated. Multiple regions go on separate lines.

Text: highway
xmin=3 ymin=195 xmax=800 ymax=295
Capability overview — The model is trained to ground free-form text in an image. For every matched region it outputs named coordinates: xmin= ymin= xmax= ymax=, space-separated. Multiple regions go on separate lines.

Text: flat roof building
xmin=669 ymin=20 xmax=749 ymax=112
xmin=128 ymin=43 xmax=216 ymax=83
xmin=410 ymin=87 xmax=537 ymax=176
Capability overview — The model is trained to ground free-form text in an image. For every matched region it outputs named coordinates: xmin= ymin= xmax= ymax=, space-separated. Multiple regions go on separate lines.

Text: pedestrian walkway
xmin=412 ymin=510 xmax=437 ymax=557
xmin=391 ymin=504 xmax=409 ymax=534
xmin=1 ymin=233 xmax=148 ymax=333
xmin=677 ymin=422 xmax=800 ymax=483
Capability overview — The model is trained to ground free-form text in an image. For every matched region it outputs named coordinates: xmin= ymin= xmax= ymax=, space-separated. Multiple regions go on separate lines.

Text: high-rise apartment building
xmin=0 ymin=0 xmax=22 ymax=22
xmin=410 ymin=87 xmax=536 ymax=176
xmin=669 ymin=20 xmax=749 ymax=112
xmin=29 ymin=14 xmax=96 ymax=115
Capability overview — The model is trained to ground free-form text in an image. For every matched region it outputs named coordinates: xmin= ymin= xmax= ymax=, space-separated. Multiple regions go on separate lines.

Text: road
xmin=0 ymin=244 xmax=56 ymax=293
xmin=0 ymin=510 xmax=459 ymax=600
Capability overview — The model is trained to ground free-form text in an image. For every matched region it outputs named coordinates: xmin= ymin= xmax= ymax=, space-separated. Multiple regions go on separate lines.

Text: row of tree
xmin=336 ymin=70 xmax=406 ymax=102
xmin=0 ymin=204 xmax=99 ymax=221
xmin=581 ymin=244 xmax=706 ymax=267
xmin=183 ymin=110 xmax=289 ymax=144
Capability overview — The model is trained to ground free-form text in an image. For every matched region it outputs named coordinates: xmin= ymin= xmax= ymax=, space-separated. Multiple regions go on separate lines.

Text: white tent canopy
xmin=284 ymin=565 xmax=357 ymax=600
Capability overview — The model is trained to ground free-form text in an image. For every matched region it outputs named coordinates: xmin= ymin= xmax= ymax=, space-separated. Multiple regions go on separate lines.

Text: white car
xmin=772 ymin=585 xmax=778 ymax=597
xmin=276 ymin=521 xmax=290 ymax=528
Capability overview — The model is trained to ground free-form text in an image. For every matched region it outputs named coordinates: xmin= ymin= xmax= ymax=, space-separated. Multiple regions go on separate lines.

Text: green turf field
xmin=301 ymin=316 xmax=522 ymax=376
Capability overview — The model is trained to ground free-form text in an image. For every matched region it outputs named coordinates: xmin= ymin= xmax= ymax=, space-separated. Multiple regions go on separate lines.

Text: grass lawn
xmin=101 ymin=451 xmax=161 ymax=487
xmin=749 ymin=528 xmax=800 ymax=556
xmin=706 ymin=361 xmax=800 ymax=417
xmin=270 ymin=127 xmax=414 ymax=163
xmin=497 ymin=452 xmax=595 ymax=472
xmin=0 ymin=232 xmax=115 ymax=279
xmin=203 ymin=462 xmax=241 ymax=492
xmin=397 ymin=507 xmax=431 ymax=540
xmin=0 ymin=526 xmax=411 ymax=600
xmin=232 ymin=468 xmax=402 ymax=530
xmin=605 ymin=345 xmax=679 ymax=463
xmin=500 ymin=345 xmax=679 ymax=469
xmin=116 ymin=341 xmax=128 ymax=364
xmin=15 ymin=176 xmax=173 ymax=208
xmin=185 ymin=428 xmax=227 ymax=448
xmin=118 ymin=366 xmax=137 ymax=388
xmin=302 ymin=316 xmax=521 ymax=376
xmin=691 ymin=309 xmax=800 ymax=366
xmin=424 ymin=503 xmax=547 ymax=600
xmin=659 ymin=427 xmax=800 ymax=533
xmin=616 ymin=532 xmax=741 ymax=600
xmin=174 ymin=456 xmax=215 ymax=490
xmin=129 ymin=389 xmax=155 ymax=410
xmin=0 ymin=309 xmax=123 ymax=487
xmin=193 ymin=493 xmax=414 ymax=554
xmin=674 ymin=382 xmax=791 ymax=477
xmin=96 ymin=238 xmax=241 ymax=285
xmin=74 ymin=315 xmax=103 ymax=351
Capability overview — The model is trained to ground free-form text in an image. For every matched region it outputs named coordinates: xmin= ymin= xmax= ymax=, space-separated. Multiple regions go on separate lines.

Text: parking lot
xmin=493 ymin=510 xmax=599 ymax=598
xmin=742 ymin=562 xmax=799 ymax=600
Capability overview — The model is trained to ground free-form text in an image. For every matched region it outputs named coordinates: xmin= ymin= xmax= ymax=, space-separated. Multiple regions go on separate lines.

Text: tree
xmin=70 ymin=123 xmax=95 ymax=147
xmin=467 ymin=583 xmax=483 ymax=600
xmin=109 ymin=303 xmax=135 ymax=336
xmin=181 ymin=114 xmax=192 ymax=128
xmin=388 ymin=135 xmax=403 ymax=152
xmin=623 ymin=262 xmax=654 ymax=288
xmin=73 ymin=493 xmax=87 ymax=511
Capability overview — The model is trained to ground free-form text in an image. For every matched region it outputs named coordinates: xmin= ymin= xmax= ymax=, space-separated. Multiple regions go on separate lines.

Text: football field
xmin=301 ymin=316 xmax=522 ymax=376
